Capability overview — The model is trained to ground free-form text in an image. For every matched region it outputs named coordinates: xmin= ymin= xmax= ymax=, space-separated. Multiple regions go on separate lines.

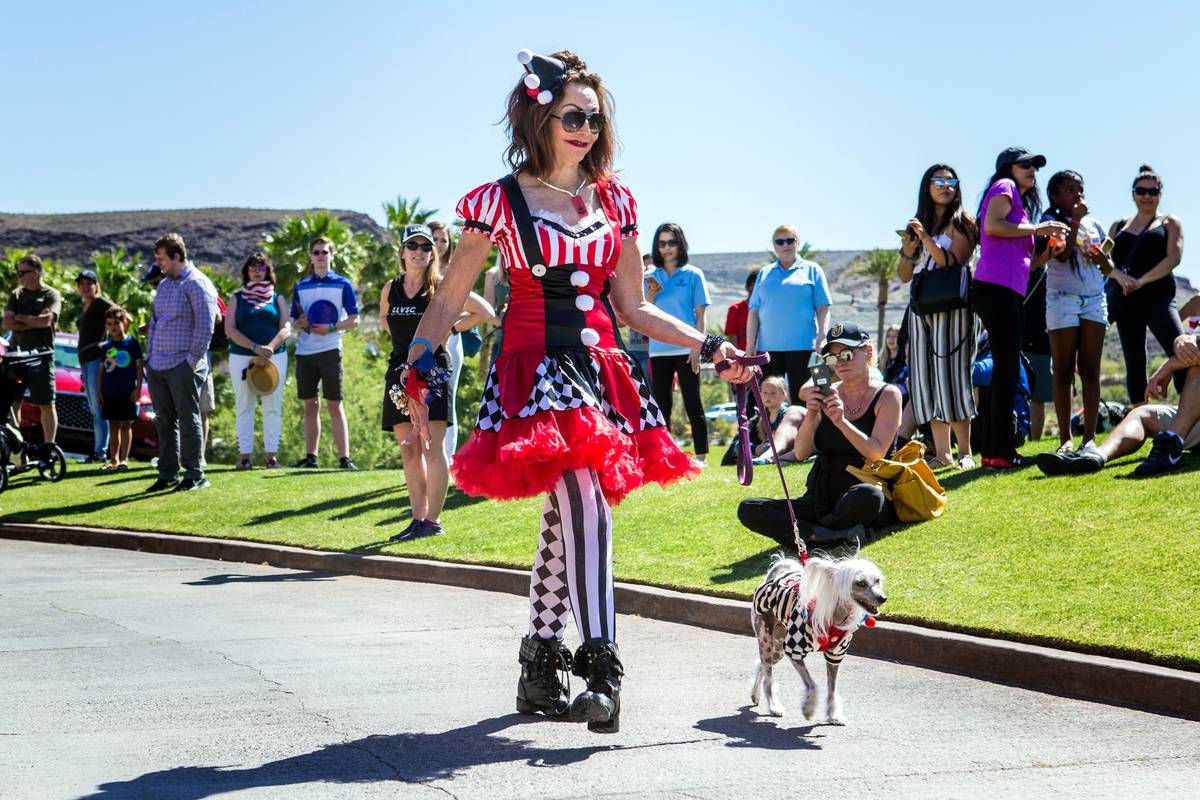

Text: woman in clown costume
xmin=398 ymin=49 xmax=751 ymax=733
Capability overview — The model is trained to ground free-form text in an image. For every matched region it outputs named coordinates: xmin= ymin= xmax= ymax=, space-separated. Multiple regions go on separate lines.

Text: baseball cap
xmin=142 ymin=264 xmax=164 ymax=283
xmin=995 ymin=147 xmax=1047 ymax=172
xmin=821 ymin=321 xmax=871 ymax=354
xmin=75 ymin=269 xmax=99 ymax=284
xmin=401 ymin=224 xmax=433 ymax=244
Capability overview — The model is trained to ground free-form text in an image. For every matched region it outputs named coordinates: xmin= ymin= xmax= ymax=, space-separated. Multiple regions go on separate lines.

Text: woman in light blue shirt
xmin=645 ymin=222 xmax=712 ymax=462
xmin=746 ymin=224 xmax=832 ymax=404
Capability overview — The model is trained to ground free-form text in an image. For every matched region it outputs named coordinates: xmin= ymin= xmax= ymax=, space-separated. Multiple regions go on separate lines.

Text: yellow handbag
xmin=845 ymin=440 xmax=947 ymax=522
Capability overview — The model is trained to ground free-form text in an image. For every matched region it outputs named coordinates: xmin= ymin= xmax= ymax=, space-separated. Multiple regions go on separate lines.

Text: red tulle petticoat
xmin=451 ymin=405 xmax=699 ymax=505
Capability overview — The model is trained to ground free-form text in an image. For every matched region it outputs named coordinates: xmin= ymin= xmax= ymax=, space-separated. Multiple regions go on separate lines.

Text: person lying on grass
xmin=1037 ymin=332 xmax=1200 ymax=478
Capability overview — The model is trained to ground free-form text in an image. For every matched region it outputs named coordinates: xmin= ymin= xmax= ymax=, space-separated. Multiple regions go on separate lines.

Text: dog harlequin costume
xmin=752 ymin=569 xmax=855 ymax=664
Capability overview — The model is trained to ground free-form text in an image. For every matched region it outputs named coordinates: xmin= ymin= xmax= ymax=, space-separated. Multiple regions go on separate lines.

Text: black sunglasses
xmin=658 ymin=239 xmax=679 ymax=248
xmin=310 ymin=249 xmax=331 ymax=256
xmin=404 ymin=241 xmax=434 ymax=252
xmin=552 ymin=110 xmax=606 ymax=134
xmin=1014 ymin=160 xmax=1039 ymax=170
xmin=17 ymin=269 xmax=37 ymax=276
xmin=1134 ymin=187 xmax=1161 ymax=197
xmin=774 ymin=237 xmax=797 ymax=246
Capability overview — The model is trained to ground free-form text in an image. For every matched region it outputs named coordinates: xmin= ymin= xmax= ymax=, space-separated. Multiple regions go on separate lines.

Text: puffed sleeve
xmin=607 ymin=176 xmax=639 ymax=240
xmin=456 ymin=182 xmax=508 ymax=243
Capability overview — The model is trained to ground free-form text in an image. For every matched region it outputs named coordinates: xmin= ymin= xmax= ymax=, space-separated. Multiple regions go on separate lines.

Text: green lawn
xmin=2 ymin=441 xmax=1198 ymax=669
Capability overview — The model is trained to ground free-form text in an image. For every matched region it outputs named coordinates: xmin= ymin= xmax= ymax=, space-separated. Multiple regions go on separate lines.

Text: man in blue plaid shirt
xmin=144 ymin=233 xmax=219 ymax=492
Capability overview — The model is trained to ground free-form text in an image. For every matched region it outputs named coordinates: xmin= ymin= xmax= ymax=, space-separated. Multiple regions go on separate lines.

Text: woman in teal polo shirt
xmin=225 ymin=252 xmax=292 ymax=469
xmin=746 ymin=224 xmax=832 ymax=404
xmin=646 ymin=223 xmax=712 ymax=462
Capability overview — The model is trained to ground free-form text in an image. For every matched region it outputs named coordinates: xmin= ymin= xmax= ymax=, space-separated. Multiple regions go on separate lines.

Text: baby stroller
xmin=0 ymin=347 xmax=68 ymax=494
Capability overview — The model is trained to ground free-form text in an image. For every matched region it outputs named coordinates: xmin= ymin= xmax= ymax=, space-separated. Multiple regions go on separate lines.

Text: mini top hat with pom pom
xmin=517 ymin=49 xmax=567 ymax=105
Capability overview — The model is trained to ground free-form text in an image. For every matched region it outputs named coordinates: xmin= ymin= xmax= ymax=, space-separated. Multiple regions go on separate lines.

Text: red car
xmin=19 ymin=332 xmax=158 ymax=460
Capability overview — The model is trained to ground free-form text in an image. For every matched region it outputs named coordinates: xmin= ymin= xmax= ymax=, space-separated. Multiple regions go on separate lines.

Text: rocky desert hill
xmin=0 ymin=208 xmax=388 ymax=274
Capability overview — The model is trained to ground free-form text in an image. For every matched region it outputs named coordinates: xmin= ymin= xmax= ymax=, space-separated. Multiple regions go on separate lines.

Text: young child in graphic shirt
xmin=97 ymin=306 xmax=144 ymax=470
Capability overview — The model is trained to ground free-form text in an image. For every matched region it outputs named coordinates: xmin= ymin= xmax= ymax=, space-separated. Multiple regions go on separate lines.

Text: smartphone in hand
xmin=809 ymin=361 xmax=835 ymax=396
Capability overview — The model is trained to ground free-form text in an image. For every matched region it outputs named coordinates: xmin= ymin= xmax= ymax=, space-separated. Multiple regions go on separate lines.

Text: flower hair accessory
xmin=517 ymin=49 xmax=566 ymax=105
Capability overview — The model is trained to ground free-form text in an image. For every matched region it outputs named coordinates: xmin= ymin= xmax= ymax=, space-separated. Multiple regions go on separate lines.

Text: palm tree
xmin=382 ymin=196 xmax=437 ymax=237
xmin=857 ymin=249 xmax=899 ymax=342
xmin=260 ymin=212 xmax=370 ymax=300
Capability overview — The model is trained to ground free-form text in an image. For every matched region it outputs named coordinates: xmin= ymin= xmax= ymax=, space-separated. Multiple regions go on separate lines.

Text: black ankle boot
xmin=516 ymin=636 xmax=571 ymax=717
xmin=570 ymin=639 xmax=623 ymax=733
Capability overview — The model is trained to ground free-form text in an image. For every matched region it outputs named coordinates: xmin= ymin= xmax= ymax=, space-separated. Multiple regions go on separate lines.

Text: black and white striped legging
xmin=527 ymin=467 xmax=615 ymax=642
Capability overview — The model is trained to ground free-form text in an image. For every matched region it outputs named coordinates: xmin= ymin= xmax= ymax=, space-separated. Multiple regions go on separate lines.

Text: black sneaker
xmin=339 ymin=456 xmax=358 ymax=471
xmin=808 ymin=523 xmax=865 ymax=547
xmin=393 ymin=519 xmax=444 ymax=542
xmin=173 ymin=477 xmax=211 ymax=492
xmin=293 ymin=454 xmax=319 ymax=469
xmin=1036 ymin=446 xmax=1105 ymax=476
xmin=389 ymin=519 xmax=421 ymax=542
xmin=145 ymin=478 xmax=180 ymax=492
xmin=1133 ymin=432 xmax=1185 ymax=478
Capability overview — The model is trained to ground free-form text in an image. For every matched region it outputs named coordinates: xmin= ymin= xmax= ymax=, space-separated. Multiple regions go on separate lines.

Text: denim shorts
xmin=1046 ymin=289 xmax=1107 ymax=331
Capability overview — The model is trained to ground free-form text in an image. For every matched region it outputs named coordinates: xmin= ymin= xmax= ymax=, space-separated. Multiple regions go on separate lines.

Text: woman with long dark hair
xmin=973 ymin=148 xmax=1069 ymax=469
xmin=646 ymin=222 xmax=712 ymax=462
xmin=897 ymin=163 xmax=980 ymax=469
xmin=1108 ymin=165 xmax=1186 ymax=403
xmin=398 ymin=50 xmax=750 ymax=732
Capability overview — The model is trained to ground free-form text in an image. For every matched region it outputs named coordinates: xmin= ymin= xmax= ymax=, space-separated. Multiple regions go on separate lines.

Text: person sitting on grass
xmin=97 ymin=307 xmax=144 ymax=472
xmin=751 ymin=375 xmax=805 ymax=464
xmin=737 ymin=322 xmax=901 ymax=548
xmin=1037 ymin=331 xmax=1200 ymax=477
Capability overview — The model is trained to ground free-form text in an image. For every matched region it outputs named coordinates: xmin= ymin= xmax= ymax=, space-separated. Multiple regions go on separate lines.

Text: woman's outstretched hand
xmin=399 ymin=368 xmax=434 ymax=449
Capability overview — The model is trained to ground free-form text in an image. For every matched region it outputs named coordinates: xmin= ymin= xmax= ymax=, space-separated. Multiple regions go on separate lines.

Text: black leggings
xmin=650 ymin=354 xmax=708 ymax=456
xmin=761 ymin=349 xmax=814 ymax=405
xmin=737 ymin=485 xmax=895 ymax=549
xmin=974 ymin=281 xmax=1024 ymax=458
xmin=1117 ymin=293 xmax=1186 ymax=403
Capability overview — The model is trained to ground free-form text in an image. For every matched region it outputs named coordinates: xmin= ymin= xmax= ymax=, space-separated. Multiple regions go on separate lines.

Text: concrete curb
xmin=3 ymin=521 xmax=1197 ymax=720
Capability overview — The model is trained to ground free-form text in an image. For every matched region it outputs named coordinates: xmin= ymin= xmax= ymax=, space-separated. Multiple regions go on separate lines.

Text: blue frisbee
xmin=307 ymin=299 xmax=339 ymax=326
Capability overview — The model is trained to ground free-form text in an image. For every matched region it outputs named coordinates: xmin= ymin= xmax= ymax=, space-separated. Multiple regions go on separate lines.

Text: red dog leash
xmin=715 ymin=353 xmax=808 ymax=564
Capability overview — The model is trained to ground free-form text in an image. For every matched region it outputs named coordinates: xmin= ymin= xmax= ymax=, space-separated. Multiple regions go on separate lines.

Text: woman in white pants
xmin=225 ymin=252 xmax=292 ymax=468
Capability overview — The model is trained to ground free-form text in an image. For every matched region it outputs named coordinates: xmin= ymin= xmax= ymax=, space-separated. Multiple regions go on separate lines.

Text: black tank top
xmin=386 ymin=278 xmax=438 ymax=367
xmin=807 ymin=386 xmax=891 ymax=514
xmin=1113 ymin=219 xmax=1173 ymax=299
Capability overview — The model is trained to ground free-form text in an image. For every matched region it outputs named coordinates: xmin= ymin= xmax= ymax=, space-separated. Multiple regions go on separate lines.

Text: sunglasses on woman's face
xmin=822 ymin=349 xmax=859 ymax=365
xmin=658 ymin=239 xmax=678 ymax=248
xmin=774 ymin=237 xmax=796 ymax=246
xmin=1014 ymin=160 xmax=1039 ymax=171
xmin=404 ymin=241 xmax=434 ymax=252
xmin=311 ymin=249 xmax=331 ymax=257
xmin=552 ymin=110 xmax=606 ymax=134
xmin=1134 ymin=187 xmax=1161 ymax=197
xmin=931 ymin=177 xmax=959 ymax=188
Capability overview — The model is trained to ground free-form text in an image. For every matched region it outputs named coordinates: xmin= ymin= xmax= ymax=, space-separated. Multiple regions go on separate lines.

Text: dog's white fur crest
xmin=751 ymin=553 xmax=885 ymax=724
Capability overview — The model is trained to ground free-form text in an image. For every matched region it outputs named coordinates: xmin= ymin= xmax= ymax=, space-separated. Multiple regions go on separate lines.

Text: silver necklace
xmin=534 ymin=175 xmax=590 ymax=215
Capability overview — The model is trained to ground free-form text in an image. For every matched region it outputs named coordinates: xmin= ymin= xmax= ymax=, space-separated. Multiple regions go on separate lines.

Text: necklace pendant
xmin=571 ymin=195 xmax=587 ymax=216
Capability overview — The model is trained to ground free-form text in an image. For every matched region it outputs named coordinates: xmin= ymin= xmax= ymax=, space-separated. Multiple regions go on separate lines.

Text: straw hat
xmin=245 ymin=359 xmax=280 ymax=395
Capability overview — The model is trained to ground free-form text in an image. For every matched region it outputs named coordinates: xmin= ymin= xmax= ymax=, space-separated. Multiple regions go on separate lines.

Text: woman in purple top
xmin=973 ymin=147 xmax=1070 ymax=469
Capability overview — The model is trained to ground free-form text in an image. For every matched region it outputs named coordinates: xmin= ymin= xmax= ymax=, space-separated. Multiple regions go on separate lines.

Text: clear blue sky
xmin=4 ymin=0 xmax=1197 ymax=283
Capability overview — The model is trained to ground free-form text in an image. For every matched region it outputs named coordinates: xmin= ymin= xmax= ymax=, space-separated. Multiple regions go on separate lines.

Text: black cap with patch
xmin=995 ymin=146 xmax=1047 ymax=171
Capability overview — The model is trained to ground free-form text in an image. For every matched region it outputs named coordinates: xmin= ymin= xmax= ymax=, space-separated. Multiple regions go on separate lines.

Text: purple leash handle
xmin=715 ymin=353 xmax=807 ymax=561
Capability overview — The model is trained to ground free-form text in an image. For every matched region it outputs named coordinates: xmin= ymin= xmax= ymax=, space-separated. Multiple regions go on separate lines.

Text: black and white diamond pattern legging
xmin=527 ymin=467 xmax=615 ymax=643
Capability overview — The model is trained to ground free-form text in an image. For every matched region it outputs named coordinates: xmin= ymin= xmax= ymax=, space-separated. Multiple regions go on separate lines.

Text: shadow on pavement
xmin=78 ymin=713 xmax=713 ymax=799
xmin=182 ymin=571 xmax=338 ymax=586
xmin=694 ymin=706 xmax=821 ymax=751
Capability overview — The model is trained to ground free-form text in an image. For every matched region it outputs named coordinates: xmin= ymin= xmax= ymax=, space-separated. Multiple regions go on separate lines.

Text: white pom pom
xmin=517 ymin=49 xmax=533 ymax=65
xmin=537 ymin=90 xmax=553 ymax=105
xmin=524 ymin=73 xmax=540 ymax=89
xmin=575 ymin=295 xmax=595 ymax=312
xmin=580 ymin=328 xmax=600 ymax=347
xmin=570 ymin=270 xmax=590 ymax=287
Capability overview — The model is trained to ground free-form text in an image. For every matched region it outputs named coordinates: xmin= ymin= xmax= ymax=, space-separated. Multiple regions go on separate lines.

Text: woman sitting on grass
xmin=738 ymin=322 xmax=902 ymax=548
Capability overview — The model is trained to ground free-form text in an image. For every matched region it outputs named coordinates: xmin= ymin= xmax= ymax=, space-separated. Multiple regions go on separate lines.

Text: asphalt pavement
xmin=2 ymin=539 xmax=1198 ymax=799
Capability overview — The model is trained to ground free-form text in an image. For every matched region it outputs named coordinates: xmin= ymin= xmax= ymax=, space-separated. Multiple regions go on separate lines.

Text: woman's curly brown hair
xmin=503 ymin=50 xmax=616 ymax=180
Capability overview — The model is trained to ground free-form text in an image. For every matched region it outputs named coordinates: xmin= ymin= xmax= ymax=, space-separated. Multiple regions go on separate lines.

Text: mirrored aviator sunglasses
xmin=553 ymin=110 xmax=606 ymax=133
xmin=931 ymin=177 xmax=959 ymax=188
